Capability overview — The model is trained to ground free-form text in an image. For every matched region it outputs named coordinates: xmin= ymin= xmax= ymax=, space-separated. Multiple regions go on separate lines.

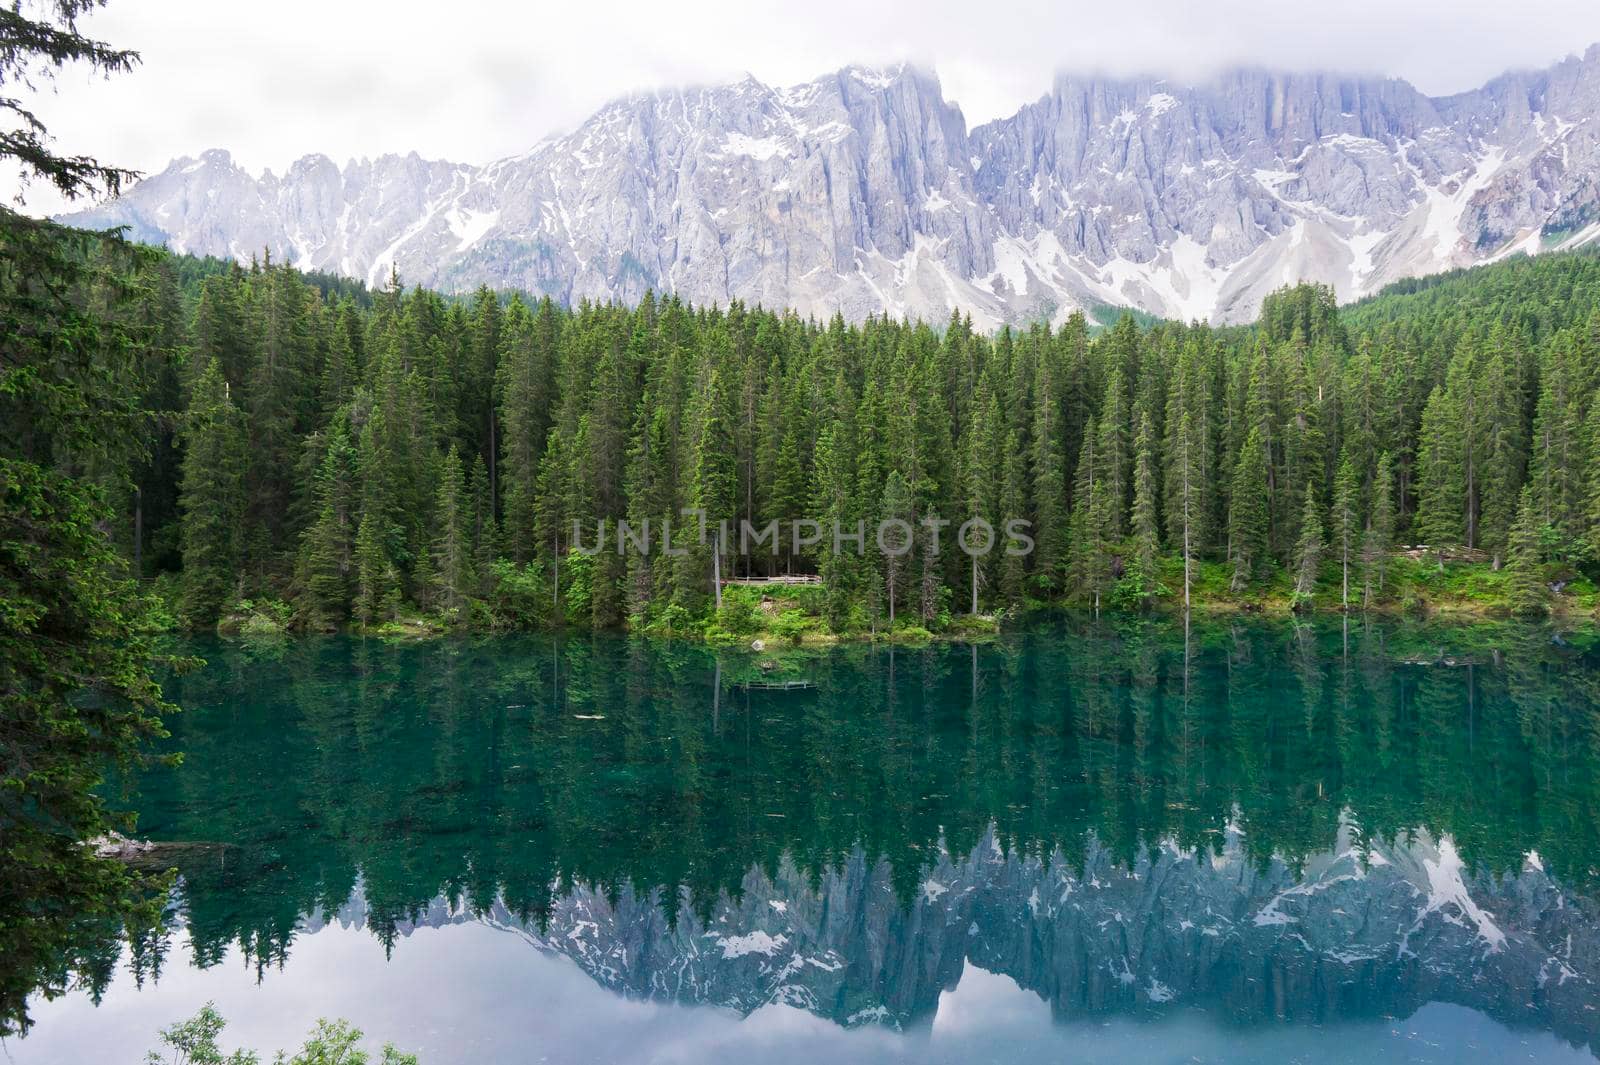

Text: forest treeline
xmin=94 ymin=247 xmax=1600 ymax=633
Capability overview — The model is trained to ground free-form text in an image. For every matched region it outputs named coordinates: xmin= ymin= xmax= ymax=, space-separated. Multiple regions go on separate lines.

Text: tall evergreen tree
xmin=1126 ymin=411 xmax=1161 ymax=606
xmin=1330 ymin=453 xmax=1359 ymax=610
xmin=1415 ymin=384 xmax=1465 ymax=548
xmin=178 ymin=359 xmax=246 ymax=624
xmin=879 ymin=471 xmax=914 ymax=627
xmin=1506 ymin=485 xmax=1547 ymax=616
xmin=1362 ymin=452 xmax=1397 ymax=606
xmin=1292 ymin=483 xmax=1324 ymax=604
xmin=1068 ymin=420 xmax=1112 ymax=610
xmin=432 ymin=444 xmax=474 ymax=613
xmin=1030 ymin=352 xmax=1069 ymax=590
xmin=1170 ymin=410 xmax=1204 ymax=608
xmin=298 ymin=418 xmax=358 ymax=625
xmin=1229 ymin=426 xmax=1270 ymax=591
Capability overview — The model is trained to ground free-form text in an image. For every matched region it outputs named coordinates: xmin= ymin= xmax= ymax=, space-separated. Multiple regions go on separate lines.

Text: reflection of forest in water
xmin=46 ymin=618 xmax=1600 ymax=1045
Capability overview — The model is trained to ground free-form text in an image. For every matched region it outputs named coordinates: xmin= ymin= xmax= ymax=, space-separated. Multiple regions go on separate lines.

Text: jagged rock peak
xmin=62 ymin=47 xmax=1600 ymax=325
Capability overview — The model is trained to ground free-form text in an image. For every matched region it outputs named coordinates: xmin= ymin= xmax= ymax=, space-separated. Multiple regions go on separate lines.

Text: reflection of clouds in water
xmin=930 ymin=961 xmax=1049 ymax=1038
xmin=16 ymin=923 xmax=1597 ymax=1065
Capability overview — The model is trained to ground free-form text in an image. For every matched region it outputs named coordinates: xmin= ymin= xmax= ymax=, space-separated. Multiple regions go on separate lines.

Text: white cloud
xmin=8 ymin=0 xmax=1600 ymax=215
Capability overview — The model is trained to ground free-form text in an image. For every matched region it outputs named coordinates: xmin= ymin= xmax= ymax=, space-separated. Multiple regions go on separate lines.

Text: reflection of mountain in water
xmin=303 ymin=820 xmax=1596 ymax=1054
xmin=50 ymin=618 xmax=1600 ymax=1051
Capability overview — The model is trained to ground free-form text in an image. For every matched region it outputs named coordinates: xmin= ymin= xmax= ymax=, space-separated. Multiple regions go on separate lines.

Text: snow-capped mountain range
xmin=62 ymin=46 xmax=1600 ymax=325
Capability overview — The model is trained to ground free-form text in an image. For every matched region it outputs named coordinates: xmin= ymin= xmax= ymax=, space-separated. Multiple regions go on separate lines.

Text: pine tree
xmin=1068 ymin=424 xmax=1112 ymax=610
xmin=1529 ymin=334 xmax=1584 ymax=536
xmin=769 ymin=420 xmax=807 ymax=574
xmin=998 ymin=428 xmax=1029 ymax=606
xmin=1477 ymin=344 xmax=1525 ymax=563
xmin=1030 ymin=354 xmax=1069 ymax=590
xmin=879 ymin=471 xmax=914 ymax=627
xmin=299 ymin=418 xmax=358 ymax=625
xmin=1506 ymin=485 xmax=1547 ymax=616
xmin=1586 ymin=398 xmax=1600 ymax=558
xmin=1126 ymin=411 xmax=1161 ymax=606
xmin=1330 ymin=453 xmax=1359 ymax=610
xmin=497 ymin=296 xmax=544 ymax=562
xmin=1361 ymin=452 xmax=1396 ymax=606
xmin=1171 ymin=409 xmax=1204 ymax=609
xmin=178 ymin=359 xmax=246 ymax=624
xmin=466 ymin=454 xmax=497 ymax=589
xmin=352 ymin=409 xmax=400 ymax=627
xmin=191 ymin=273 xmax=251 ymax=394
xmin=245 ymin=262 xmax=315 ymax=563
xmin=432 ymin=444 xmax=474 ymax=614
xmin=467 ymin=286 xmax=503 ymax=507
xmin=1292 ymin=483 xmax=1324 ymax=605
xmin=811 ymin=424 xmax=858 ymax=628
xmin=1415 ymin=384 xmax=1465 ymax=549
xmin=319 ymin=299 xmax=359 ymax=415
xmin=685 ymin=360 xmax=737 ymax=609
xmin=533 ymin=432 xmax=571 ymax=614
xmin=960 ymin=378 xmax=1003 ymax=613
xmin=1229 ymin=426 xmax=1270 ymax=592
xmin=1097 ymin=368 xmax=1130 ymax=536
xmin=352 ymin=503 xmax=396 ymax=627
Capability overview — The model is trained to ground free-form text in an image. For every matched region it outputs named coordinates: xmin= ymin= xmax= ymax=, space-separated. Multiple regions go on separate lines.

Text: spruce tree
xmin=353 ymin=411 xmax=400 ymax=626
xmin=1477 ymin=345 xmax=1524 ymax=564
xmin=1415 ymin=384 xmax=1465 ymax=549
xmin=299 ymin=418 xmax=358 ymax=625
xmin=352 ymin=502 xmax=396 ymax=627
xmin=1171 ymin=410 xmax=1204 ymax=609
xmin=1229 ymin=426 xmax=1270 ymax=592
xmin=811 ymin=424 xmax=857 ymax=628
xmin=1292 ymin=482 xmax=1324 ymax=605
xmin=432 ymin=444 xmax=474 ymax=614
xmin=684 ymin=360 xmax=737 ymax=609
xmin=1584 ymin=398 xmax=1600 ymax=557
xmin=879 ymin=471 xmax=914 ymax=627
xmin=998 ymin=428 xmax=1029 ymax=605
xmin=960 ymin=379 xmax=1003 ymax=613
xmin=1068 ymin=424 xmax=1112 ymax=609
xmin=1127 ymin=411 xmax=1161 ymax=606
xmin=1330 ymin=453 xmax=1359 ymax=610
xmin=178 ymin=359 xmax=246 ymax=624
xmin=533 ymin=432 xmax=570 ymax=613
xmin=497 ymin=297 xmax=543 ymax=562
xmin=1506 ymin=485 xmax=1547 ymax=616
xmin=1096 ymin=369 xmax=1130 ymax=536
xmin=1030 ymin=355 xmax=1069 ymax=589
xmin=1361 ymin=453 xmax=1396 ymax=606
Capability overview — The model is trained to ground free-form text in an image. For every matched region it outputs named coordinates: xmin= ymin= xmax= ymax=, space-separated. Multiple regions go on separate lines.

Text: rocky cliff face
xmin=312 ymin=824 xmax=1598 ymax=1052
xmin=63 ymin=48 xmax=1600 ymax=325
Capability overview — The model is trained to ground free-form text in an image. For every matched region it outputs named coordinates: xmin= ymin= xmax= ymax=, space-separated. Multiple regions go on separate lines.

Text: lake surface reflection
xmin=13 ymin=618 xmax=1600 ymax=1063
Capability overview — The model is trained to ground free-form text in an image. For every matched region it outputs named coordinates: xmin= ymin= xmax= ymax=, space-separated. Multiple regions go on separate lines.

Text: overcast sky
xmin=9 ymin=0 xmax=1600 ymax=214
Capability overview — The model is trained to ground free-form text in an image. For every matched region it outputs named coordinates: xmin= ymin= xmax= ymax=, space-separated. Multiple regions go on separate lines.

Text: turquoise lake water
xmin=13 ymin=618 xmax=1600 ymax=1063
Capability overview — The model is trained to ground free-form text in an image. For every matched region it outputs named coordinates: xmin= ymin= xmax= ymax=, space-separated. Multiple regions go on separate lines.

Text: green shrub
xmin=703 ymin=625 xmax=744 ymax=648
xmin=769 ymin=609 xmax=816 ymax=645
xmin=714 ymin=594 xmax=763 ymax=635
xmin=485 ymin=559 xmax=550 ymax=629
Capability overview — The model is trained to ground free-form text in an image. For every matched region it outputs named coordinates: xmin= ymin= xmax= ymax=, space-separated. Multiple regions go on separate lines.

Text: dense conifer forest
xmin=78 ymin=246 xmax=1600 ymax=636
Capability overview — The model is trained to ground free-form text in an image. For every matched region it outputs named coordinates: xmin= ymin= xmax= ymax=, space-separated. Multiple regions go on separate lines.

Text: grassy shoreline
xmin=171 ymin=548 xmax=1600 ymax=648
